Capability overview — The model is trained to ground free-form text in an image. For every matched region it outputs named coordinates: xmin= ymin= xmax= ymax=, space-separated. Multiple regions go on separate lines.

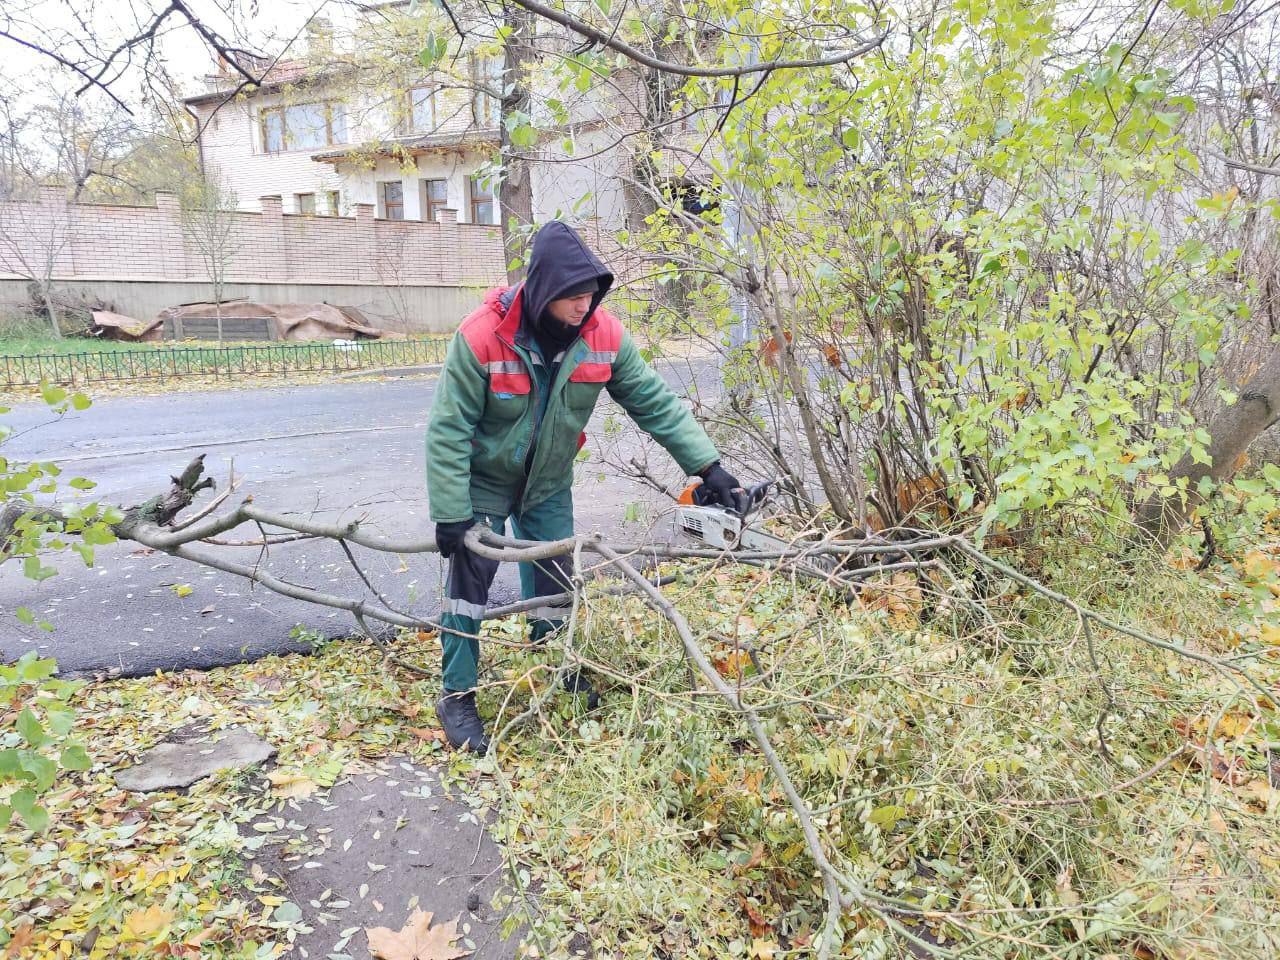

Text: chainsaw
xmin=675 ymin=478 xmax=781 ymax=549
xmin=674 ymin=478 xmax=848 ymax=579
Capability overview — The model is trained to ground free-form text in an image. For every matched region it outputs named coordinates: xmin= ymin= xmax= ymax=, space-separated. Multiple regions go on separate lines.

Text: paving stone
xmin=115 ymin=725 xmax=276 ymax=791
xmin=243 ymin=758 xmax=518 ymax=959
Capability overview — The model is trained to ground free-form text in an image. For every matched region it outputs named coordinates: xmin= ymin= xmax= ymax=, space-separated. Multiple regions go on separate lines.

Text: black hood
xmin=519 ymin=221 xmax=614 ymax=337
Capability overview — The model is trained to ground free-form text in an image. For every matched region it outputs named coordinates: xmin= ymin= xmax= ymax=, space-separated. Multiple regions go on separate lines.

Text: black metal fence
xmin=0 ymin=339 xmax=447 ymax=387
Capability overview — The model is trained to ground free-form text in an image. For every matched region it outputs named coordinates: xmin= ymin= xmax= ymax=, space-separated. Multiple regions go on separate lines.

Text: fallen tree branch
xmin=10 ymin=455 xmax=1270 ymax=956
xmin=1001 ymin=744 xmax=1192 ymax=808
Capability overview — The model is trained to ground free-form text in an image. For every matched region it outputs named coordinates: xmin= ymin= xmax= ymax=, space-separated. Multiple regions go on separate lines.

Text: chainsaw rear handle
xmin=692 ymin=478 xmax=775 ymax=516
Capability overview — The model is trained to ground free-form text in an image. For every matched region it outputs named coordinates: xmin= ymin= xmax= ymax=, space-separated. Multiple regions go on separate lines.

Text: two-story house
xmin=182 ymin=8 xmax=645 ymax=231
xmin=184 ymin=51 xmax=503 ymax=224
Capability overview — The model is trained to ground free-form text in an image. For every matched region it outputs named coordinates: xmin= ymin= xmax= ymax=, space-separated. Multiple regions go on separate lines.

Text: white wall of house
xmin=191 ymin=72 xmax=505 ymax=218
xmin=532 ymin=126 xmax=631 ymax=230
xmin=193 ymin=92 xmax=357 ymax=214
xmin=332 ymin=150 xmax=496 ymax=223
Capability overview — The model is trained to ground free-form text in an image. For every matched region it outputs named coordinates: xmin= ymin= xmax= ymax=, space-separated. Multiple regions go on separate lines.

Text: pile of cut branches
xmin=12 ymin=456 xmax=1275 ymax=958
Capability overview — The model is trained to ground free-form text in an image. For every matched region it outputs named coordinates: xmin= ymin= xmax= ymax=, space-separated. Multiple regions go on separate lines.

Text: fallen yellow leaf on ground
xmin=1242 ymin=550 xmax=1277 ymax=580
xmin=366 ymin=908 xmax=471 ymax=960
xmin=266 ymin=769 xmax=319 ymax=799
xmin=122 ymin=904 xmax=173 ymax=939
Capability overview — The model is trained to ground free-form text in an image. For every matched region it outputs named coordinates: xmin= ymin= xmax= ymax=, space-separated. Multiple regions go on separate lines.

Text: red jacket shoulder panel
xmin=458 ymin=305 xmax=501 ymax=363
xmin=583 ymin=308 xmax=623 ymax=352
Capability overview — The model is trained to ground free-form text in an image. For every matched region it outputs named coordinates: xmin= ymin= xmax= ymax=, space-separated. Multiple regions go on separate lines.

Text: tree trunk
xmin=39 ymin=280 xmax=63 ymax=339
xmin=1134 ymin=346 xmax=1280 ymax=547
xmin=499 ymin=6 xmax=536 ymax=285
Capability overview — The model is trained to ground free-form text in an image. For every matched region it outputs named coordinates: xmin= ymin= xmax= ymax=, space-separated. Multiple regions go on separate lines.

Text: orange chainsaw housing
xmin=677 ymin=480 xmax=703 ymax=505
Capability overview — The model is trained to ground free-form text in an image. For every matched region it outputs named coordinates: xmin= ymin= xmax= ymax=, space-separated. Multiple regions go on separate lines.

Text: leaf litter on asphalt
xmin=0 ymin=638 xmax=457 ymax=959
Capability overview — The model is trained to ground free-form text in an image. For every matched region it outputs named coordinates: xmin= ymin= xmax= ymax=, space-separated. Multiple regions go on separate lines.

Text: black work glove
xmin=435 ymin=520 xmax=475 ymax=559
xmin=698 ymin=462 xmax=749 ymax=514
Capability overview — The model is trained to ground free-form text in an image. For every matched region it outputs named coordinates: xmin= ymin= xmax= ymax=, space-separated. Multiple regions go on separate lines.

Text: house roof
xmin=311 ymin=128 xmax=501 ymax=164
xmin=182 ymin=59 xmax=331 ymax=107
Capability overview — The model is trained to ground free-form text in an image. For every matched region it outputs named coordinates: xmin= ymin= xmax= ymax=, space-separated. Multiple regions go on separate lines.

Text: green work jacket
xmin=426 ymin=286 xmax=718 ymax=523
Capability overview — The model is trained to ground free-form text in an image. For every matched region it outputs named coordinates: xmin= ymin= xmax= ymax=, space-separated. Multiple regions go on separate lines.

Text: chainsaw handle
xmin=692 ymin=478 xmax=775 ymax=517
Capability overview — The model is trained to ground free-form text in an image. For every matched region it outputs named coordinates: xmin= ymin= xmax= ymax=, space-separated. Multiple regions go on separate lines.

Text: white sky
xmin=1 ymin=0 xmax=334 ymax=108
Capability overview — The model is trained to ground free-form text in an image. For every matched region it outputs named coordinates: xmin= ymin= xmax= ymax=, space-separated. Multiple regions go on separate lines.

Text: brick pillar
xmin=35 ymin=185 xmax=74 ymax=278
xmin=153 ymin=191 xmax=188 ymax=280
xmin=355 ymin=202 xmax=377 ymax=283
xmin=258 ymin=195 xmax=286 ymax=281
xmin=434 ymin=209 xmax=460 ymax=283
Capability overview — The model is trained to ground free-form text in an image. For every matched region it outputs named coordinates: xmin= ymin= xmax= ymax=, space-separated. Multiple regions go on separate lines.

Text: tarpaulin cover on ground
xmin=89 ymin=310 xmax=163 ymax=342
xmin=157 ymin=301 xmax=404 ymax=341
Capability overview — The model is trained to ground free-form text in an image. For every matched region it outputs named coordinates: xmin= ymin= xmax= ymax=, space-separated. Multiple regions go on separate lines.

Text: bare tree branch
xmin=500 ymin=0 xmax=888 ymax=77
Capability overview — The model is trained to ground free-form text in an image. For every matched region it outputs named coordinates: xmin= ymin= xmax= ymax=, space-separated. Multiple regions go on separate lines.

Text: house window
xmin=409 ymin=86 xmax=439 ymax=133
xmin=295 ymin=192 xmax=316 ymax=215
xmin=422 ymin=178 xmax=448 ymax=222
xmin=470 ymin=56 xmax=502 ymax=128
xmin=259 ymin=102 xmax=348 ymax=152
xmin=326 ymin=190 xmax=342 ymax=216
xmin=380 ymin=181 xmax=404 ymax=220
xmin=469 ymin=175 xmax=495 ymax=225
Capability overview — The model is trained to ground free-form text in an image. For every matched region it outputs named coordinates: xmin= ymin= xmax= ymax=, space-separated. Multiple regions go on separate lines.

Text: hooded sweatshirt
xmin=517 ymin=221 xmax=615 ymax=356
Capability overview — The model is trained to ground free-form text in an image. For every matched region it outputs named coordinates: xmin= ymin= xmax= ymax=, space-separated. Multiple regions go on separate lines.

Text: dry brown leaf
xmin=408 ymin=726 xmax=447 ymax=743
xmin=1239 ymin=777 xmax=1280 ymax=811
xmin=4 ymin=923 xmax=34 ymax=958
xmin=739 ymin=895 xmax=772 ymax=937
xmin=336 ymin=720 xmax=359 ymax=738
xmin=366 ymin=908 xmax=472 ymax=960
xmin=1055 ymin=866 xmax=1086 ymax=940
xmin=184 ymin=927 xmax=217 ymax=948
xmin=759 ymin=330 xmax=792 ymax=367
xmin=1241 ymin=550 xmax=1276 ymax=581
xmin=712 ymin=649 xmax=751 ymax=679
xmin=1205 ymin=749 xmax=1250 ymax=786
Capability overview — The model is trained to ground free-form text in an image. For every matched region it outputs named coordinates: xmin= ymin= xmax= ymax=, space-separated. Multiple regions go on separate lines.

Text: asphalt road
xmin=2 ymin=360 xmax=716 ymax=677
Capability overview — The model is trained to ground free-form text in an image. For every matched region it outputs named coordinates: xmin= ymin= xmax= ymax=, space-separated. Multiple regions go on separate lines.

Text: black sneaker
xmin=435 ymin=690 xmax=490 ymax=754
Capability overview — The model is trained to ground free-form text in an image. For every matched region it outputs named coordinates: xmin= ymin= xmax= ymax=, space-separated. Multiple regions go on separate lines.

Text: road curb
xmin=338 ymin=363 xmax=442 ymax=380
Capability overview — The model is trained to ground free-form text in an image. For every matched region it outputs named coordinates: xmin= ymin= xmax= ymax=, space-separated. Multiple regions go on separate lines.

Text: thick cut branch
xmin=1134 ymin=347 xmax=1280 ymax=547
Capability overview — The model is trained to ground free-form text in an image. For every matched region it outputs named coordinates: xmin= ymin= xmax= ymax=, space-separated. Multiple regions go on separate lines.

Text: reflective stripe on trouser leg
xmin=440 ymin=513 xmax=504 ymax=692
xmin=510 ymin=488 xmax=575 ymax=643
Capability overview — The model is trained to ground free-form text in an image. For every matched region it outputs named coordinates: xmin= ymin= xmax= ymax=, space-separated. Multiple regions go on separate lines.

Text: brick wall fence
xmin=0 ymin=188 xmax=661 ymax=334
xmin=0 ymin=187 xmax=505 ymax=288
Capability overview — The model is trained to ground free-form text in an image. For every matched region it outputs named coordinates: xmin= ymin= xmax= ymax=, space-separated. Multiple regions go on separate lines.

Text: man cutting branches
xmin=426 ymin=220 xmax=746 ymax=752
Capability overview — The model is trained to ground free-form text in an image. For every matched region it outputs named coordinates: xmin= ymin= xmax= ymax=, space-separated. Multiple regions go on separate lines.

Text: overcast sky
xmin=1 ymin=0 xmax=332 ymax=107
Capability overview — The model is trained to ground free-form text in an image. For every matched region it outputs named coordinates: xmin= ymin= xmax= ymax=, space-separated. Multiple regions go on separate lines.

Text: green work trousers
xmin=439 ymin=487 xmax=575 ymax=692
